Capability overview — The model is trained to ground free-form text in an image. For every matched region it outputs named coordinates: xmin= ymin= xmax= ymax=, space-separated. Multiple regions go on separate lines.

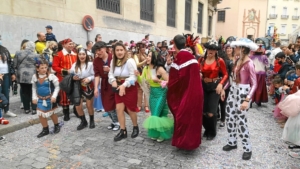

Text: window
xmin=269 ymin=23 xmax=275 ymax=34
xmin=167 ymin=0 xmax=176 ymax=27
xmin=197 ymin=2 xmax=203 ymax=34
xmin=283 ymin=7 xmax=287 ymax=15
xmin=281 ymin=24 xmax=287 ymax=34
xmin=271 ymin=6 xmax=276 ymax=14
xmin=140 ymin=0 xmax=154 ymax=22
xmin=208 ymin=15 xmax=212 ymax=36
xmin=292 ymin=24 xmax=298 ymax=32
xmin=217 ymin=11 xmax=225 ymax=22
xmin=184 ymin=0 xmax=192 ymax=31
xmin=96 ymin=0 xmax=121 ymax=14
xmin=295 ymin=8 xmax=298 ymax=16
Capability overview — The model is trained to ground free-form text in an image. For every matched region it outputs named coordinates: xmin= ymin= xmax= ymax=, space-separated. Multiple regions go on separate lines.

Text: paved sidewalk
xmin=0 ymin=94 xmax=65 ymax=136
xmin=0 ymin=100 xmax=299 ymax=168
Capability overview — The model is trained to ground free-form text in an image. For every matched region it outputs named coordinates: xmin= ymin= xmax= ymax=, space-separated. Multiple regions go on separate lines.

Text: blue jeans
xmin=107 ymin=110 xmax=118 ymax=124
xmin=1 ymin=74 xmax=10 ymax=113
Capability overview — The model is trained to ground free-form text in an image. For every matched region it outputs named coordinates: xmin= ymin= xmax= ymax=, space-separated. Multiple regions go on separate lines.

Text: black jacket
xmin=59 ymin=74 xmax=81 ymax=106
xmin=277 ymin=62 xmax=292 ymax=80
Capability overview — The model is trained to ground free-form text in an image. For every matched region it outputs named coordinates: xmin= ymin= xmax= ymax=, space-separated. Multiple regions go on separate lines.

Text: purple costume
xmin=250 ymin=54 xmax=269 ymax=104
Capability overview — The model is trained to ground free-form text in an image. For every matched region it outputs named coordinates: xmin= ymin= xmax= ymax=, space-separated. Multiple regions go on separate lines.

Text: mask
xmin=52 ymin=46 xmax=58 ymax=52
xmin=254 ymin=52 xmax=263 ymax=55
xmin=145 ymin=49 xmax=149 ymax=54
xmin=278 ymin=61 xmax=283 ymax=64
xmin=132 ymin=49 xmax=136 ymax=52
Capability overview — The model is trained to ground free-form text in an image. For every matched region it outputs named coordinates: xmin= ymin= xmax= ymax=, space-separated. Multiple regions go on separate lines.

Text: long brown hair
xmin=201 ymin=50 xmax=219 ymax=67
xmin=112 ymin=43 xmax=128 ymax=71
xmin=137 ymin=43 xmax=146 ymax=62
xmin=75 ymin=48 xmax=88 ymax=73
xmin=234 ymin=46 xmax=251 ymax=83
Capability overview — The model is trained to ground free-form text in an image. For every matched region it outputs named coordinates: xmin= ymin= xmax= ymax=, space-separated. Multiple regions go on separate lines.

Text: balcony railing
xmin=269 ymin=14 xmax=277 ymax=19
xmin=292 ymin=16 xmax=300 ymax=20
xmin=281 ymin=15 xmax=289 ymax=19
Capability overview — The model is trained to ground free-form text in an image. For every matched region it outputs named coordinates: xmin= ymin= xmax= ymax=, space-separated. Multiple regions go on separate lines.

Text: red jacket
xmin=52 ymin=49 xmax=77 ymax=82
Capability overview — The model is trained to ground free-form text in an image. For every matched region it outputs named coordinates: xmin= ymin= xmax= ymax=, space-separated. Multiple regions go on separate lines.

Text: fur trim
xmin=37 ymin=107 xmax=62 ymax=118
xmin=230 ymin=38 xmax=259 ymax=51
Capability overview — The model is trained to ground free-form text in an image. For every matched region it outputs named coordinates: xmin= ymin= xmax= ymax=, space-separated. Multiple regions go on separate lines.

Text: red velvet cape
xmin=167 ymin=50 xmax=203 ymax=150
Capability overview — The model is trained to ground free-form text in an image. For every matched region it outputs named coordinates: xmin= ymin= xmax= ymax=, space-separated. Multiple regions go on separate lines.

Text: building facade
xmin=0 ymin=0 xmax=221 ymax=52
xmin=215 ymin=0 xmax=268 ymax=40
xmin=266 ymin=0 xmax=300 ymax=42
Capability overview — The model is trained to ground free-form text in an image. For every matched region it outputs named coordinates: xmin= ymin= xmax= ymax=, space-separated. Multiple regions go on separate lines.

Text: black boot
xmin=37 ymin=127 xmax=49 ymax=138
xmin=223 ymin=145 xmax=238 ymax=151
xmin=53 ymin=123 xmax=60 ymax=134
xmin=89 ymin=115 xmax=95 ymax=129
xmin=63 ymin=107 xmax=70 ymax=121
xmin=242 ymin=151 xmax=252 ymax=160
xmin=114 ymin=128 xmax=127 ymax=141
xmin=77 ymin=115 xmax=88 ymax=130
xmin=73 ymin=106 xmax=80 ymax=118
xmin=131 ymin=126 xmax=139 ymax=138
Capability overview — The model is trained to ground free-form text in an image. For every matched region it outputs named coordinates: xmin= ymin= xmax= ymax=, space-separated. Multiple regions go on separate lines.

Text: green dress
xmin=138 ymin=66 xmax=174 ymax=139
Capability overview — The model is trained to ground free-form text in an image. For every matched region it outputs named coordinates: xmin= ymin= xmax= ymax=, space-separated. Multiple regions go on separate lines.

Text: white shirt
xmin=269 ymin=47 xmax=282 ymax=67
xmin=108 ymin=58 xmax=137 ymax=87
xmin=0 ymin=60 xmax=8 ymax=74
xmin=70 ymin=62 xmax=95 ymax=81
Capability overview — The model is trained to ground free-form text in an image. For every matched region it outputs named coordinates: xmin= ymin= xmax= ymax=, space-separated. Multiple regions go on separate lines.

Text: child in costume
xmin=32 ymin=60 xmax=60 ymax=138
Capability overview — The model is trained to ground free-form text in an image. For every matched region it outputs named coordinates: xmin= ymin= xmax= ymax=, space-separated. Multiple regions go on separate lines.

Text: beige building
xmin=215 ymin=0 xmax=268 ymax=40
xmin=0 ymin=0 xmax=221 ymax=52
xmin=266 ymin=0 xmax=300 ymax=42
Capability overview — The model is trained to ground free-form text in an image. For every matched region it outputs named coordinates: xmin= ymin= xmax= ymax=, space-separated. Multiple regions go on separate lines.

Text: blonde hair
xmin=46 ymin=41 xmax=57 ymax=49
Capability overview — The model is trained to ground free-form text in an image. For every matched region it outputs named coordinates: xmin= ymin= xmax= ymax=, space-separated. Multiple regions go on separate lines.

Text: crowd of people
xmin=0 ymin=24 xmax=300 ymax=160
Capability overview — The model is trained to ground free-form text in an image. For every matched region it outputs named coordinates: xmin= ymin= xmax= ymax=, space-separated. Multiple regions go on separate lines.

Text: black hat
xmin=45 ymin=25 xmax=53 ymax=29
xmin=203 ymin=39 xmax=221 ymax=50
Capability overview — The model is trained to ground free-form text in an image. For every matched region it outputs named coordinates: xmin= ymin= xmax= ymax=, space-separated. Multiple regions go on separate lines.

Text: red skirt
xmin=115 ymin=84 xmax=138 ymax=112
xmin=252 ymin=73 xmax=268 ymax=103
xmin=101 ymin=77 xmax=116 ymax=112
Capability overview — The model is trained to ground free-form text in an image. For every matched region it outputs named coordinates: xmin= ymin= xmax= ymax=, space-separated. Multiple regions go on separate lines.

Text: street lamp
xmin=214 ymin=7 xmax=231 ymax=12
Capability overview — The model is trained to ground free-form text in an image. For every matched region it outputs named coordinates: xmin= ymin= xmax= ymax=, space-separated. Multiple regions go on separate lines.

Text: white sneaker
xmin=289 ymin=151 xmax=300 ymax=159
xmin=6 ymin=111 xmax=17 ymax=117
xmin=0 ymin=136 xmax=5 ymax=141
xmin=20 ymin=103 xmax=24 ymax=109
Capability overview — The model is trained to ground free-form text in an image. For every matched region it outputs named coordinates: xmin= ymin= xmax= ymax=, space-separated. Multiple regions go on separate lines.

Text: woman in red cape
xmin=167 ymin=35 xmax=203 ymax=150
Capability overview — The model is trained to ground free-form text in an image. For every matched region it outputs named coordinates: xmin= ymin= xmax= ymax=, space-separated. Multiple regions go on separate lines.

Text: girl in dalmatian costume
xmin=222 ymin=38 xmax=258 ymax=160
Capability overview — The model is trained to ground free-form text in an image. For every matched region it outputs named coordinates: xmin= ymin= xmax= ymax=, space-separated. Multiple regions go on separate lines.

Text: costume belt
xmin=37 ymin=94 xmax=53 ymax=100
xmin=116 ymin=77 xmax=128 ymax=85
xmin=203 ymin=77 xmax=220 ymax=83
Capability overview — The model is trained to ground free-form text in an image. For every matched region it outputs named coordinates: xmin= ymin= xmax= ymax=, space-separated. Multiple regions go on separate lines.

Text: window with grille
xmin=96 ymin=0 xmax=121 ymax=14
xmin=217 ymin=11 xmax=225 ymax=22
xmin=184 ymin=0 xmax=191 ymax=31
xmin=140 ymin=0 xmax=154 ymax=22
xmin=208 ymin=16 xmax=212 ymax=36
xmin=167 ymin=0 xmax=176 ymax=27
xmin=197 ymin=2 xmax=203 ymax=33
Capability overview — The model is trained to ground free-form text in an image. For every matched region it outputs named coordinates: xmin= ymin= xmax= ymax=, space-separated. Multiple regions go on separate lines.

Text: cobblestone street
xmin=0 ymin=97 xmax=300 ymax=169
